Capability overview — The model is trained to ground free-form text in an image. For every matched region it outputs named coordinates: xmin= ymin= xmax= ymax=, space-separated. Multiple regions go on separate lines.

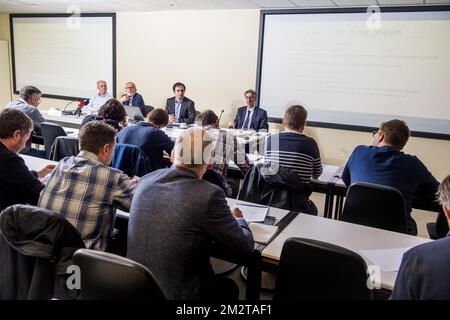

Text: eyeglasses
xmin=372 ymin=130 xmax=381 ymax=137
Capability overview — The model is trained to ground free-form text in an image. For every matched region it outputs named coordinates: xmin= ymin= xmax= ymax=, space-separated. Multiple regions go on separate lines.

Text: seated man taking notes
xmin=38 ymin=121 xmax=138 ymax=251
xmin=0 ymin=109 xmax=54 ymax=211
xmin=127 ymin=127 xmax=254 ymax=300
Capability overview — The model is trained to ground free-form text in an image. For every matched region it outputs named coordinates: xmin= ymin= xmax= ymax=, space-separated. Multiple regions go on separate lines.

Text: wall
xmin=0 ymin=11 xmax=448 ymax=179
xmin=116 ymin=10 xmax=259 ymax=123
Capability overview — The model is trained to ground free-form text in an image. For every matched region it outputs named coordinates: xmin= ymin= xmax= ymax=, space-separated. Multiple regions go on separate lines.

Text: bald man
xmin=84 ymin=80 xmax=114 ymax=114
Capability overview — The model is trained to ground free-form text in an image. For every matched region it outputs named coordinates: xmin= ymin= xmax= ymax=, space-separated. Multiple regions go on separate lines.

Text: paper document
xmin=249 ymin=223 xmax=279 ymax=244
xmin=358 ymin=247 xmax=411 ymax=272
xmin=235 ymin=202 xmax=269 ymax=222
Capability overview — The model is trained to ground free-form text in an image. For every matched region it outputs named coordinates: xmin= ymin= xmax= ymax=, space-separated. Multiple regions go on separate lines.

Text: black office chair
xmin=73 ymin=249 xmax=167 ymax=300
xmin=426 ymin=210 xmax=449 ymax=239
xmin=143 ymin=105 xmax=154 ymax=117
xmin=49 ymin=136 xmax=80 ymax=161
xmin=273 ymin=237 xmax=373 ymax=300
xmin=41 ymin=122 xmax=67 ymax=159
xmin=340 ymin=182 xmax=409 ymax=234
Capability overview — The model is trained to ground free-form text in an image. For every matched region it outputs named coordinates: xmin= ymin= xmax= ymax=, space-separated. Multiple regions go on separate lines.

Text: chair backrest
xmin=73 ymin=249 xmax=167 ymax=300
xmin=111 ymin=143 xmax=152 ymax=177
xmin=238 ymin=164 xmax=316 ymax=214
xmin=0 ymin=204 xmax=85 ymax=300
xmin=79 ymin=114 xmax=96 ymax=129
xmin=143 ymin=105 xmax=154 ymax=117
xmin=340 ymin=182 xmax=408 ymax=234
xmin=274 ymin=237 xmax=373 ymax=300
xmin=41 ymin=122 xmax=67 ymax=159
xmin=49 ymin=136 xmax=80 ymax=161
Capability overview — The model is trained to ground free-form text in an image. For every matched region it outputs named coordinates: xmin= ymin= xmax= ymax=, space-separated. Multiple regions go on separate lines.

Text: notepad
xmin=249 ymin=223 xmax=279 ymax=244
xmin=235 ymin=202 xmax=269 ymax=222
xmin=358 ymin=247 xmax=411 ymax=272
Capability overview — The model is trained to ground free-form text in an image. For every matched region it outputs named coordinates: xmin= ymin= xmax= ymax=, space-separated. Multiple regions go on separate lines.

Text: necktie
xmin=242 ymin=110 xmax=251 ymax=129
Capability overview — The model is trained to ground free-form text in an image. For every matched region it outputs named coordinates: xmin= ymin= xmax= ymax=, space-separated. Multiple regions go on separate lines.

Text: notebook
xmin=249 ymin=223 xmax=279 ymax=244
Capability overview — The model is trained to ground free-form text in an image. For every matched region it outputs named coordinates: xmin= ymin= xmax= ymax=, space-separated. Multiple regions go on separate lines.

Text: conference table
xmin=21 ymin=154 xmax=433 ymax=300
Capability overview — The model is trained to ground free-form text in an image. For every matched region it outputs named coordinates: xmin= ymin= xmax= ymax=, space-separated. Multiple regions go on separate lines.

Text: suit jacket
xmin=234 ymin=106 xmax=268 ymax=131
xmin=123 ymin=92 xmax=146 ymax=117
xmin=165 ymin=96 xmax=196 ymax=124
xmin=0 ymin=142 xmax=44 ymax=212
xmin=127 ymin=166 xmax=254 ymax=299
xmin=390 ymin=233 xmax=450 ymax=299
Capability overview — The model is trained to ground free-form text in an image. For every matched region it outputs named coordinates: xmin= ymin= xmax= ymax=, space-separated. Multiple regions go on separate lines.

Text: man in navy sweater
xmin=342 ymin=119 xmax=439 ymax=235
xmin=391 ymin=175 xmax=450 ymax=299
xmin=117 ymin=108 xmax=174 ymax=172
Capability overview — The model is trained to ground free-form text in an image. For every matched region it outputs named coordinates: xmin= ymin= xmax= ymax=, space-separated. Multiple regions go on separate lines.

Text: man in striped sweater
xmin=265 ymin=105 xmax=322 ymax=182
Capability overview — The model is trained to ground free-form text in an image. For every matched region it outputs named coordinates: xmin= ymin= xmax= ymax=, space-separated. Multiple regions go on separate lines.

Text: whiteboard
xmin=10 ymin=14 xmax=115 ymax=100
xmin=257 ymin=7 xmax=450 ymax=139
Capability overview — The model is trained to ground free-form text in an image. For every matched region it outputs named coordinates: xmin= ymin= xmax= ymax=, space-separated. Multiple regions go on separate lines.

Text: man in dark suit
xmin=127 ymin=127 xmax=254 ymax=300
xmin=119 ymin=81 xmax=147 ymax=117
xmin=228 ymin=89 xmax=268 ymax=132
xmin=391 ymin=175 xmax=449 ymax=300
xmin=165 ymin=82 xmax=196 ymax=125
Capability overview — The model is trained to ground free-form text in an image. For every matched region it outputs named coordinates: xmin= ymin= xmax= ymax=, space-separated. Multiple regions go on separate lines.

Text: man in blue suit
xmin=165 ymin=82 xmax=196 ymax=125
xmin=228 ymin=89 xmax=268 ymax=132
xmin=391 ymin=175 xmax=450 ymax=300
xmin=119 ymin=81 xmax=147 ymax=117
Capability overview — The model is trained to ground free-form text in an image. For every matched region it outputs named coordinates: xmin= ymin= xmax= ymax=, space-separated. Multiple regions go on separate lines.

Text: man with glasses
xmin=119 ymin=81 xmax=147 ymax=117
xmin=5 ymin=85 xmax=46 ymax=156
xmin=228 ymin=89 xmax=268 ymax=132
xmin=342 ymin=119 xmax=439 ymax=235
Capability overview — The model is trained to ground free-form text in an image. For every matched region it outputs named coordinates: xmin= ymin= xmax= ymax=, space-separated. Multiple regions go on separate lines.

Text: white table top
xmin=42 ymin=110 xmax=84 ymax=125
xmin=262 ymin=213 xmax=431 ymax=290
xmin=115 ymin=197 xmax=289 ymax=226
xmin=21 ymin=154 xmax=57 ymax=169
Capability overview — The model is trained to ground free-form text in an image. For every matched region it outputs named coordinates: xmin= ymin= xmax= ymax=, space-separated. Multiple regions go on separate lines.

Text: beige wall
xmin=116 ymin=10 xmax=259 ymax=123
xmin=0 ymin=11 xmax=448 ymax=179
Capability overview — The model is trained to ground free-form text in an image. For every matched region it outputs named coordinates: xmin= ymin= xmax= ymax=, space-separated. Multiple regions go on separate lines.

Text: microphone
xmin=218 ymin=109 xmax=224 ymax=125
xmin=73 ymin=99 xmax=89 ymax=117
xmin=60 ymin=100 xmax=77 ymax=115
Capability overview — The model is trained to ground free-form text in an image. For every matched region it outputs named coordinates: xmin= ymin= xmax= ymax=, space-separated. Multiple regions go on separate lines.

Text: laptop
xmin=124 ymin=106 xmax=145 ymax=122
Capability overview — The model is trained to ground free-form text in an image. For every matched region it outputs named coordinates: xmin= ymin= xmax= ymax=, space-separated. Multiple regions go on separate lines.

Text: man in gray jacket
xmin=127 ymin=127 xmax=254 ymax=300
xmin=5 ymin=86 xmax=46 ymax=156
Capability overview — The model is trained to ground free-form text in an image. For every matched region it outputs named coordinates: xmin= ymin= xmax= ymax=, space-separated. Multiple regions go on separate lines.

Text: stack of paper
xmin=235 ymin=203 xmax=269 ymax=222
xmin=249 ymin=223 xmax=279 ymax=244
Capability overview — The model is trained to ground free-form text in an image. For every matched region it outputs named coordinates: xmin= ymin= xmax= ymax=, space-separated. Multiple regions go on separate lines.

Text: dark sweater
xmin=0 ymin=141 xmax=44 ymax=211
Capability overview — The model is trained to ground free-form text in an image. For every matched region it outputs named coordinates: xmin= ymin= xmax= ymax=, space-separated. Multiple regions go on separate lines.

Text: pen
xmin=236 ymin=202 xmax=269 ymax=208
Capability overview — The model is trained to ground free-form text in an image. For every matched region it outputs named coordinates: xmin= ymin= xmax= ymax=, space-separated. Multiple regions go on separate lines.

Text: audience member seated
xmin=127 ymin=127 xmax=254 ymax=300
xmin=0 ymin=109 xmax=55 ymax=212
xmin=342 ymin=119 xmax=439 ymax=235
xmin=390 ymin=175 xmax=450 ymax=300
xmin=119 ymin=81 xmax=147 ymax=117
xmin=117 ymin=108 xmax=174 ymax=172
xmin=228 ymin=89 xmax=268 ymax=132
xmin=80 ymin=99 xmax=128 ymax=132
xmin=83 ymin=80 xmax=113 ymax=115
xmin=38 ymin=121 xmax=139 ymax=251
xmin=165 ymin=82 xmax=196 ymax=125
xmin=262 ymin=105 xmax=322 ymax=212
xmin=198 ymin=110 xmax=250 ymax=196
xmin=5 ymin=85 xmax=46 ymax=157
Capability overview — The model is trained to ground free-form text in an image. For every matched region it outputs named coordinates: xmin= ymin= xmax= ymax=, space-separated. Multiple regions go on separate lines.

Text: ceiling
xmin=1 ymin=0 xmax=449 ymax=14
